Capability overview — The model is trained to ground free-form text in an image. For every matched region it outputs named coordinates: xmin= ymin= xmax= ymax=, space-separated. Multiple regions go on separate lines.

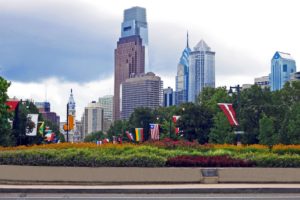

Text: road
xmin=1 ymin=193 xmax=300 ymax=200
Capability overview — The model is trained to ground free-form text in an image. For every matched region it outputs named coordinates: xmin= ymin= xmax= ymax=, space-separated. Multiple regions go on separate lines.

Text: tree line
xmin=106 ymin=81 xmax=300 ymax=145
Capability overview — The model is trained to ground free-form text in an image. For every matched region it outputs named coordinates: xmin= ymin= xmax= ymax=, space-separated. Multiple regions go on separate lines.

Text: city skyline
xmin=1 ymin=0 xmax=300 ymax=120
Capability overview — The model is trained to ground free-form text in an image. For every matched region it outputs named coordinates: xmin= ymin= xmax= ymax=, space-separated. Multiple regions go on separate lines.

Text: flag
xmin=126 ymin=131 xmax=134 ymax=141
xmin=135 ymin=128 xmax=144 ymax=142
xmin=175 ymin=127 xmax=180 ymax=135
xmin=45 ymin=132 xmax=55 ymax=142
xmin=218 ymin=103 xmax=239 ymax=126
xmin=150 ymin=124 xmax=160 ymax=140
xmin=172 ymin=115 xmax=180 ymax=123
xmin=26 ymin=114 xmax=38 ymax=136
xmin=39 ymin=122 xmax=44 ymax=135
xmin=103 ymin=138 xmax=109 ymax=143
xmin=5 ymin=100 xmax=19 ymax=112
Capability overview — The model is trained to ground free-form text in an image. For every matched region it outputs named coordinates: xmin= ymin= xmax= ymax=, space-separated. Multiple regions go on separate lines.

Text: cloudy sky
xmin=1 ymin=0 xmax=299 ymax=121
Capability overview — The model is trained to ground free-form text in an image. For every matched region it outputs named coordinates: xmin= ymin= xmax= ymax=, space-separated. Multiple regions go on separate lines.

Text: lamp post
xmin=228 ymin=85 xmax=243 ymax=145
xmin=66 ymin=103 xmax=69 ymax=142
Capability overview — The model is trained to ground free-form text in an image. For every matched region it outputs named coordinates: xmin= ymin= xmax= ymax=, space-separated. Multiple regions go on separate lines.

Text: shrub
xmin=251 ymin=153 xmax=300 ymax=167
xmin=272 ymin=144 xmax=300 ymax=155
xmin=166 ymin=155 xmax=254 ymax=167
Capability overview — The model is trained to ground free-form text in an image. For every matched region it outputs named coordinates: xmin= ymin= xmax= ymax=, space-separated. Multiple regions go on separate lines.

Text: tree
xmin=258 ymin=114 xmax=278 ymax=146
xmin=176 ymin=103 xmax=213 ymax=143
xmin=84 ymin=131 xmax=106 ymax=142
xmin=128 ymin=107 xmax=155 ymax=141
xmin=286 ymin=103 xmax=300 ymax=144
xmin=0 ymin=76 xmax=13 ymax=146
xmin=107 ymin=120 xmax=129 ymax=141
xmin=209 ymin=112 xmax=235 ymax=144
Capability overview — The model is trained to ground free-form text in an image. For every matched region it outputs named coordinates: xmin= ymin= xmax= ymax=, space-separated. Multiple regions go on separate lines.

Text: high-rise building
xmin=120 ymin=72 xmax=163 ymax=119
xmin=163 ymin=87 xmax=175 ymax=107
xmin=122 ymin=6 xmax=149 ymax=70
xmin=254 ymin=75 xmax=270 ymax=89
xmin=82 ymin=101 xmax=104 ymax=139
xmin=34 ymin=101 xmax=60 ymax=126
xmin=114 ymin=7 xmax=148 ymax=121
xmin=188 ymin=40 xmax=215 ymax=102
xmin=270 ymin=51 xmax=296 ymax=91
xmin=98 ymin=95 xmax=113 ymax=131
xmin=175 ymin=33 xmax=190 ymax=105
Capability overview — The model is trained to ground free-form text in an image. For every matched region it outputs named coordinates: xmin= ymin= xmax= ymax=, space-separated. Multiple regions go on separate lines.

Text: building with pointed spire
xmin=188 ymin=40 xmax=215 ymax=102
xmin=66 ymin=89 xmax=80 ymax=142
xmin=270 ymin=51 xmax=296 ymax=91
xmin=175 ymin=32 xmax=191 ymax=105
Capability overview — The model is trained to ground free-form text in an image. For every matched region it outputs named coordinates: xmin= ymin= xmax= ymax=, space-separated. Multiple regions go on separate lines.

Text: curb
xmin=1 ymin=187 xmax=300 ymax=194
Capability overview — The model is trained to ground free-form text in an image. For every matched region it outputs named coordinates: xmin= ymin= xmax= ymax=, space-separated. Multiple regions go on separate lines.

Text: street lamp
xmin=228 ymin=85 xmax=243 ymax=145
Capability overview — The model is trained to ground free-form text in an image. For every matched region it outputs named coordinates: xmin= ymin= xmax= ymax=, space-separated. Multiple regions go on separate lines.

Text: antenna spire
xmin=186 ymin=31 xmax=189 ymax=49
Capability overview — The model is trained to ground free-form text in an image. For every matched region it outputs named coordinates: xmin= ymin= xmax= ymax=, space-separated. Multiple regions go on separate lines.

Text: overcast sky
xmin=1 ymin=0 xmax=299 ymax=121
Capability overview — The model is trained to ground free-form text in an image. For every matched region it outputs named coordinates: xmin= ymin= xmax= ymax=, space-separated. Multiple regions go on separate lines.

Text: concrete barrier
xmin=0 ymin=165 xmax=203 ymax=184
xmin=1 ymin=166 xmax=300 ymax=184
xmin=218 ymin=168 xmax=300 ymax=183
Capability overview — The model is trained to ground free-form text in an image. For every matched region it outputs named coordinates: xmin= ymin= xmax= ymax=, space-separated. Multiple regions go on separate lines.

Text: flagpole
xmin=66 ymin=103 xmax=69 ymax=142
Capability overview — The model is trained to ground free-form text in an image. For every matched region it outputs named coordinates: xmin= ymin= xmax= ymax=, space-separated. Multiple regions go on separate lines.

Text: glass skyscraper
xmin=175 ymin=33 xmax=190 ymax=105
xmin=114 ymin=7 xmax=148 ymax=121
xmin=121 ymin=6 xmax=149 ymax=70
xmin=188 ymin=40 xmax=215 ymax=102
xmin=270 ymin=51 xmax=296 ymax=91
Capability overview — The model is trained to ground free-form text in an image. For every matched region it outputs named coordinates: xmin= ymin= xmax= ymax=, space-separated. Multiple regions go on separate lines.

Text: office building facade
xmin=163 ymin=87 xmax=175 ymax=107
xmin=98 ymin=95 xmax=113 ymax=131
xmin=82 ymin=101 xmax=104 ymax=139
xmin=188 ymin=40 xmax=215 ymax=102
xmin=120 ymin=72 xmax=163 ymax=119
xmin=114 ymin=7 xmax=148 ymax=121
xmin=270 ymin=51 xmax=296 ymax=91
xmin=175 ymin=33 xmax=190 ymax=105
xmin=254 ymin=75 xmax=270 ymax=89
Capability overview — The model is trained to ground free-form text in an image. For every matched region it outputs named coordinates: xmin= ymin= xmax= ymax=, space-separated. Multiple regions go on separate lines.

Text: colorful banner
xmin=39 ymin=122 xmax=45 ymax=135
xmin=172 ymin=115 xmax=180 ymax=123
xmin=150 ymin=124 xmax=159 ymax=140
xmin=135 ymin=128 xmax=144 ymax=142
xmin=25 ymin=114 xmax=38 ymax=136
xmin=217 ymin=103 xmax=239 ymax=126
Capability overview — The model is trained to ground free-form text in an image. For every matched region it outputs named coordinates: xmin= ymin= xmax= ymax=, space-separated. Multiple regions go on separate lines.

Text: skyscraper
xmin=175 ymin=33 xmax=190 ymax=105
xmin=163 ymin=87 xmax=175 ymax=107
xmin=270 ymin=51 xmax=296 ymax=91
xmin=113 ymin=7 xmax=148 ymax=121
xmin=122 ymin=6 xmax=149 ymax=70
xmin=188 ymin=40 xmax=215 ymax=102
xmin=120 ymin=72 xmax=163 ymax=119
xmin=82 ymin=101 xmax=104 ymax=139
xmin=98 ymin=95 xmax=113 ymax=131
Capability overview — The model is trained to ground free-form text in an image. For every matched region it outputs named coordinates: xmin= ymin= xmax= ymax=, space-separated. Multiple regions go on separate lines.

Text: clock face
xmin=69 ymin=103 xmax=75 ymax=110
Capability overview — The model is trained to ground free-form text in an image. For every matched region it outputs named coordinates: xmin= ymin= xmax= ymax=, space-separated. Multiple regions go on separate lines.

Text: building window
xmin=283 ymin=64 xmax=287 ymax=72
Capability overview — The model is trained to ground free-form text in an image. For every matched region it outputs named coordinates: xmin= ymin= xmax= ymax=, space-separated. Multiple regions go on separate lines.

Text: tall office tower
xmin=175 ymin=33 xmax=190 ymax=105
xmin=122 ymin=6 xmax=148 ymax=70
xmin=270 ymin=51 xmax=297 ymax=91
xmin=254 ymin=75 xmax=270 ymax=89
xmin=114 ymin=7 xmax=148 ymax=121
xmin=163 ymin=87 xmax=175 ymax=107
xmin=98 ymin=95 xmax=113 ymax=131
xmin=82 ymin=101 xmax=104 ymax=139
xmin=120 ymin=72 xmax=163 ymax=119
xmin=188 ymin=40 xmax=215 ymax=102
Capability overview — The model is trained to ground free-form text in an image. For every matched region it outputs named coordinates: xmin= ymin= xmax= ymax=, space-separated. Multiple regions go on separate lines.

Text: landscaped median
xmin=1 ymin=140 xmax=300 ymax=184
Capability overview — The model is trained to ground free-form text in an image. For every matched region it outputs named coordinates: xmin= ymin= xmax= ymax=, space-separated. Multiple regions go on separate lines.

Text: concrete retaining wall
xmin=1 ymin=165 xmax=300 ymax=184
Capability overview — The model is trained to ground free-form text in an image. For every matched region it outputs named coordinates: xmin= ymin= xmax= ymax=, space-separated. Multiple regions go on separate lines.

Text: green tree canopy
xmin=0 ymin=76 xmax=13 ymax=146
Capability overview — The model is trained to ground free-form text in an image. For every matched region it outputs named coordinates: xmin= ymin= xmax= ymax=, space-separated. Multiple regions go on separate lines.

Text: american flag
xmin=150 ymin=124 xmax=160 ymax=141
